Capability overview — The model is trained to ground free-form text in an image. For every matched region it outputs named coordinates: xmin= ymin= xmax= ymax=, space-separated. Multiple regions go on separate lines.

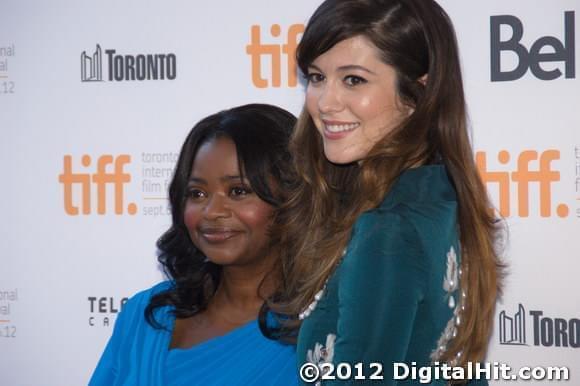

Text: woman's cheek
xmin=235 ymin=201 xmax=275 ymax=230
xmin=183 ymin=203 xmax=201 ymax=235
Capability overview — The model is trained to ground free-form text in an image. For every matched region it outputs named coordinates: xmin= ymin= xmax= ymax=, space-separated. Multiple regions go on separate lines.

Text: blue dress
xmin=89 ymin=282 xmax=298 ymax=386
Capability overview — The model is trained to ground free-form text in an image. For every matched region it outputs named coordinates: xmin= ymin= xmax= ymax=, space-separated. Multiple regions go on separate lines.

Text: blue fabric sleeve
xmin=88 ymin=297 xmax=132 ymax=385
xmin=87 ymin=282 xmax=172 ymax=386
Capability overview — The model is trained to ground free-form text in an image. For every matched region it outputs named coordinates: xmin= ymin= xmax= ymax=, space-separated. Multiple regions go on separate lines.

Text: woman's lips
xmin=322 ymin=120 xmax=360 ymax=140
xmin=198 ymin=228 xmax=243 ymax=243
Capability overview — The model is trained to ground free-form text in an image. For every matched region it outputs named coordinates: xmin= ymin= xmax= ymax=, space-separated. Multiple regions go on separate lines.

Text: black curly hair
xmin=145 ymin=103 xmax=296 ymax=329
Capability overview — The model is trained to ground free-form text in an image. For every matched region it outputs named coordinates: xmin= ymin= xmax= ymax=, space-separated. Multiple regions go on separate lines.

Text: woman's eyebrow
xmin=188 ymin=177 xmax=206 ymax=184
xmin=188 ymin=175 xmax=244 ymax=184
xmin=307 ymin=64 xmax=323 ymax=72
xmin=308 ymin=63 xmax=376 ymax=75
xmin=336 ymin=64 xmax=376 ymax=74
xmin=221 ymin=175 xmax=243 ymax=182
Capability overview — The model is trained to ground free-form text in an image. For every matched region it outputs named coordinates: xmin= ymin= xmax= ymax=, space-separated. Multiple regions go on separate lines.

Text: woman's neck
xmin=207 ymin=256 xmax=277 ymax=325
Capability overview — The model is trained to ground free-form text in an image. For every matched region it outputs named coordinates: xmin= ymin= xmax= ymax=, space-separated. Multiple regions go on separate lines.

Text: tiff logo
xmin=246 ymin=24 xmax=304 ymax=88
xmin=490 ymin=11 xmax=575 ymax=81
xmin=58 ymin=155 xmax=137 ymax=216
xmin=499 ymin=304 xmax=527 ymax=345
xmin=81 ymin=44 xmax=103 ymax=82
xmin=475 ymin=150 xmax=569 ymax=218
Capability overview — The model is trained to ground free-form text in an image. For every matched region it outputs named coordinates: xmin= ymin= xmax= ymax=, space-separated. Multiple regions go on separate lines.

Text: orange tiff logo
xmin=476 ymin=150 xmax=569 ymax=218
xmin=58 ymin=155 xmax=137 ymax=216
xmin=246 ymin=24 xmax=304 ymax=88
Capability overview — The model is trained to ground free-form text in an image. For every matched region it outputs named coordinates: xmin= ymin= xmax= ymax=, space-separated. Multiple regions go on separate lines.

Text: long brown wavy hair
xmin=265 ymin=0 xmax=504 ymax=365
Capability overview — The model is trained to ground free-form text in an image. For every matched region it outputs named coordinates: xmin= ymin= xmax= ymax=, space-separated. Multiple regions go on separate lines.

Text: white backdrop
xmin=1 ymin=1 xmax=578 ymax=385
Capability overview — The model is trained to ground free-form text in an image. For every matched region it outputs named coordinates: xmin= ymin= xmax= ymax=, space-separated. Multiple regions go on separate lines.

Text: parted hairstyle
xmin=265 ymin=0 xmax=504 ymax=365
xmin=145 ymin=103 xmax=296 ymax=329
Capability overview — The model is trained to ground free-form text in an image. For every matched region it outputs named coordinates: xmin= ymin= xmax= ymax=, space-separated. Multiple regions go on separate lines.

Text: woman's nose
xmin=317 ymin=82 xmax=343 ymax=114
xmin=203 ymin=194 xmax=230 ymax=220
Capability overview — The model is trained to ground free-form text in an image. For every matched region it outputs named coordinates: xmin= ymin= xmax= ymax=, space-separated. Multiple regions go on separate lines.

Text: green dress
xmin=297 ymin=165 xmax=488 ymax=385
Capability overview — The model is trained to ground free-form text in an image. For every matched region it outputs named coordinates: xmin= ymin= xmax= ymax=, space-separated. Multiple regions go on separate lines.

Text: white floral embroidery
xmin=443 ymin=246 xmax=459 ymax=308
xmin=306 ymin=334 xmax=336 ymax=385
xmin=431 ymin=245 xmax=464 ymax=365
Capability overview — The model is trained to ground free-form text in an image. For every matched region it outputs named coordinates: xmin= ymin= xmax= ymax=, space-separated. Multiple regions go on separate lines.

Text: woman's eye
xmin=306 ymin=72 xmax=325 ymax=84
xmin=344 ymin=75 xmax=367 ymax=87
xmin=230 ymin=186 xmax=252 ymax=197
xmin=187 ymin=189 xmax=206 ymax=200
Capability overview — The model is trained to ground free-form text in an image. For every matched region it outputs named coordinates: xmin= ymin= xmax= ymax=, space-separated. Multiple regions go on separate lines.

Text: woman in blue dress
xmin=90 ymin=104 xmax=299 ymax=386
xmin=264 ymin=0 xmax=504 ymax=384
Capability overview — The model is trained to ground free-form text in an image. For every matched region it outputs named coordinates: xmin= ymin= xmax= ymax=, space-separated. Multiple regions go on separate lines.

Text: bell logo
xmin=476 ymin=150 xmax=569 ymax=218
xmin=58 ymin=155 xmax=137 ymax=216
xmin=246 ymin=24 xmax=304 ymax=88
xmin=490 ymin=11 xmax=575 ymax=81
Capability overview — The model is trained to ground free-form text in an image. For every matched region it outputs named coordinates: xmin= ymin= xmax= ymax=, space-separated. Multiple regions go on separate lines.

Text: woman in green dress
xmin=263 ymin=0 xmax=504 ymax=384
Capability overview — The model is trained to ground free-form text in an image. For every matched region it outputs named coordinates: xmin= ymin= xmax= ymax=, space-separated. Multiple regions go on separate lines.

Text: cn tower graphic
xmin=499 ymin=304 xmax=527 ymax=345
xmin=81 ymin=44 xmax=102 ymax=82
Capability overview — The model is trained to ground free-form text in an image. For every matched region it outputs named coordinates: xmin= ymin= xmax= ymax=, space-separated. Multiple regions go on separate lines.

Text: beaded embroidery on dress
xmin=431 ymin=246 xmax=465 ymax=365
xmin=299 ymin=249 xmax=347 ymax=320
xmin=306 ymin=334 xmax=336 ymax=386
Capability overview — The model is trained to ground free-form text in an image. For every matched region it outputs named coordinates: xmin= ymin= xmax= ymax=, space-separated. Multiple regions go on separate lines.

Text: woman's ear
xmin=418 ymin=74 xmax=428 ymax=85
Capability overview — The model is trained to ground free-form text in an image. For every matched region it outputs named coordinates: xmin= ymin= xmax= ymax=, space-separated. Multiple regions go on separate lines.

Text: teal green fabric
xmin=297 ymin=165 xmax=488 ymax=385
xmin=89 ymin=281 xmax=298 ymax=386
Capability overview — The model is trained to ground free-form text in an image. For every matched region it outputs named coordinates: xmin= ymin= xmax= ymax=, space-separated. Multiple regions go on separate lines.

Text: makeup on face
xmin=183 ymin=137 xmax=275 ymax=268
xmin=305 ymin=35 xmax=409 ymax=164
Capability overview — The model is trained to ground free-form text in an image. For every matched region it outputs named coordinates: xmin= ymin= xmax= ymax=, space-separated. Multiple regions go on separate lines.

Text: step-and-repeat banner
xmin=1 ymin=1 xmax=578 ymax=385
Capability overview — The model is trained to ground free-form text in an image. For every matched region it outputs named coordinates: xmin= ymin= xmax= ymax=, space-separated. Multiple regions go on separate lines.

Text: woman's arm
xmin=88 ymin=302 xmax=129 ymax=386
xmin=332 ymin=208 xmax=429 ymax=383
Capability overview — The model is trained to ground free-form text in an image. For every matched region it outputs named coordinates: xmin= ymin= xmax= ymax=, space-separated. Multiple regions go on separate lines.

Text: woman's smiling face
xmin=183 ymin=137 xmax=275 ymax=268
xmin=305 ymin=35 xmax=409 ymax=164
